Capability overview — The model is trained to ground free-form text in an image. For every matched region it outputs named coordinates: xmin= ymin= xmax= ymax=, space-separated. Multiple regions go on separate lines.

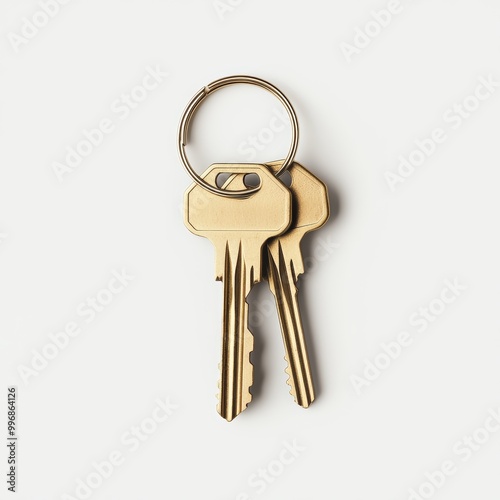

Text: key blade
xmin=217 ymin=241 xmax=254 ymax=421
xmin=263 ymin=161 xmax=329 ymax=407
xmin=222 ymin=162 xmax=323 ymax=408
xmin=266 ymin=241 xmax=315 ymax=408
xmin=185 ymin=164 xmax=292 ymax=421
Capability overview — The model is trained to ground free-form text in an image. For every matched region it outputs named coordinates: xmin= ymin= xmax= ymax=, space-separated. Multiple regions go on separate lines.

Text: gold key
xmin=184 ymin=163 xmax=292 ymax=421
xmin=224 ymin=160 xmax=329 ymax=408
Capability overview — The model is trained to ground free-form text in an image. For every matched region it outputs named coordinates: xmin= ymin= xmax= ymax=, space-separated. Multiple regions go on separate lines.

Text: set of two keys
xmin=179 ymin=76 xmax=330 ymax=421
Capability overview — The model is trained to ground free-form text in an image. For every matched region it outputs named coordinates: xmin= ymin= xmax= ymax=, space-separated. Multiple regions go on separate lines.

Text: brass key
xmin=184 ymin=164 xmax=292 ymax=421
xmin=224 ymin=160 xmax=329 ymax=408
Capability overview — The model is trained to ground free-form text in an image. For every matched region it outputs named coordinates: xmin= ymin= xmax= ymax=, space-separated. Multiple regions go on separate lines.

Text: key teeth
xmin=284 ymin=356 xmax=297 ymax=399
xmin=233 ymin=327 xmax=254 ymax=419
xmin=283 ymin=355 xmax=315 ymax=409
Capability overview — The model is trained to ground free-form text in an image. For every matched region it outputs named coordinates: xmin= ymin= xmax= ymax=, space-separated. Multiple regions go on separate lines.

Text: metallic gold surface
xmin=185 ymin=163 xmax=292 ymax=421
xmin=224 ymin=161 xmax=329 ymax=409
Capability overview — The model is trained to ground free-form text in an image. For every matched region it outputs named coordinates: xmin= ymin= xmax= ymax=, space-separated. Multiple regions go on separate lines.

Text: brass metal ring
xmin=178 ymin=75 xmax=299 ymax=197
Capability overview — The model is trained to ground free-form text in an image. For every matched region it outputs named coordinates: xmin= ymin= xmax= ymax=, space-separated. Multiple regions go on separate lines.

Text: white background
xmin=1 ymin=0 xmax=500 ymax=499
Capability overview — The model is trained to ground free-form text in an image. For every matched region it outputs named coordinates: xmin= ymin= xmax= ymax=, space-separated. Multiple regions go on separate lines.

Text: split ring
xmin=178 ymin=75 xmax=299 ymax=197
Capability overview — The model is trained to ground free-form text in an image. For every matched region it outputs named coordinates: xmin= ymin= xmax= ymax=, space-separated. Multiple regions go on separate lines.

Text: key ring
xmin=178 ymin=75 xmax=300 ymax=198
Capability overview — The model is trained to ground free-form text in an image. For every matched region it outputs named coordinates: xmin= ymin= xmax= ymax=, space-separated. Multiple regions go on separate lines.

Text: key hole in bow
xmin=278 ymin=170 xmax=292 ymax=187
xmin=243 ymin=173 xmax=260 ymax=188
xmin=215 ymin=172 xmax=231 ymax=188
xmin=215 ymin=172 xmax=263 ymax=190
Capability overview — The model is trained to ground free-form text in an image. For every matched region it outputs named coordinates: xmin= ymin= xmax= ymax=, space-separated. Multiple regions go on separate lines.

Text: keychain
xmin=178 ymin=76 xmax=330 ymax=421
